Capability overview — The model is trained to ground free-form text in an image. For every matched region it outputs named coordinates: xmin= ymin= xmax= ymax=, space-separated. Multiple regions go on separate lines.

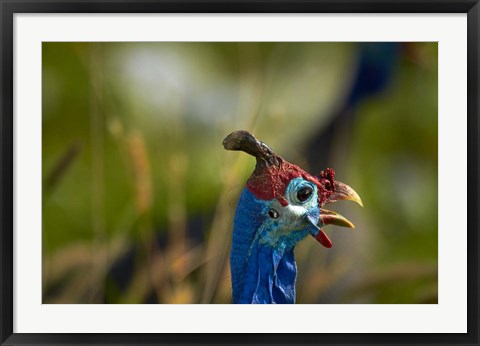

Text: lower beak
xmin=319 ymin=208 xmax=355 ymax=228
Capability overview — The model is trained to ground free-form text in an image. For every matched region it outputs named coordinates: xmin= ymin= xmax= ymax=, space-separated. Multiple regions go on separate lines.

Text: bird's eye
xmin=268 ymin=209 xmax=279 ymax=219
xmin=297 ymin=186 xmax=313 ymax=203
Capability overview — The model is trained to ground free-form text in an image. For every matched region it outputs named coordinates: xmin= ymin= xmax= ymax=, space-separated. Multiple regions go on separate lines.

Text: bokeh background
xmin=42 ymin=42 xmax=438 ymax=304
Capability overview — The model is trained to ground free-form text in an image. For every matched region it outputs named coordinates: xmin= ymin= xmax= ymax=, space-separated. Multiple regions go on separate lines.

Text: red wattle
xmin=314 ymin=229 xmax=332 ymax=248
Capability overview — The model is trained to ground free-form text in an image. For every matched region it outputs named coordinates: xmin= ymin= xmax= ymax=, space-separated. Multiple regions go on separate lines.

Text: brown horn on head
xmin=222 ymin=130 xmax=281 ymax=168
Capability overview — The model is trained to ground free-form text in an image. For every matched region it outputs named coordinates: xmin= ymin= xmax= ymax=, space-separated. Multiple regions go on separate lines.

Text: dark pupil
xmin=297 ymin=186 xmax=313 ymax=202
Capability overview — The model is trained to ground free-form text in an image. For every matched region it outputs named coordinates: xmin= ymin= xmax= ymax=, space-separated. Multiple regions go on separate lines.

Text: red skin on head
xmin=246 ymin=159 xmax=336 ymax=208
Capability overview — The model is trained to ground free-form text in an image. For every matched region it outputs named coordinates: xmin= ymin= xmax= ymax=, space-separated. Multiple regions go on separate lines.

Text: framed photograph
xmin=1 ymin=1 xmax=479 ymax=345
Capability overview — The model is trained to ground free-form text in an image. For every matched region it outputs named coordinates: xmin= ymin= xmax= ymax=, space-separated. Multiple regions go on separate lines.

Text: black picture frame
xmin=1 ymin=1 xmax=479 ymax=345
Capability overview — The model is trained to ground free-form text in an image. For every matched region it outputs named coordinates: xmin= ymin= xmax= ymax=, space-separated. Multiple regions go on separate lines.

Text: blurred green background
xmin=42 ymin=42 xmax=437 ymax=304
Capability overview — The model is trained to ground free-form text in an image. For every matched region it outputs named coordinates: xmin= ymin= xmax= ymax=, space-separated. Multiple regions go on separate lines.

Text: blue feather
xmin=230 ymin=179 xmax=321 ymax=304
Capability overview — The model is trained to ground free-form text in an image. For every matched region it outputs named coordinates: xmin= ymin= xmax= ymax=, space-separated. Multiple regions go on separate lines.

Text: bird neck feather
xmin=230 ymin=188 xmax=297 ymax=304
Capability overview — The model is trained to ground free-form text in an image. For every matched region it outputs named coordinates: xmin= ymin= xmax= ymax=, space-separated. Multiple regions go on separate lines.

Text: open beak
xmin=321 ymin=180 xmax=363 ymax=229
xmin=308 ymin=181 xmax=362 ymax=248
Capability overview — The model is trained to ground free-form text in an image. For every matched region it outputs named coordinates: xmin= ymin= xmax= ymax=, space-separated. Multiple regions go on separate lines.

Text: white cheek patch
xmin=267 ymin=199 xmax=310 ymax=227
xmin=283 ymin=205 xmax=307 ymax=219
xmin=259 ymin=197 xmax=318 ymax=247
xmin=280 ymin=205 xmax=309 ymax=230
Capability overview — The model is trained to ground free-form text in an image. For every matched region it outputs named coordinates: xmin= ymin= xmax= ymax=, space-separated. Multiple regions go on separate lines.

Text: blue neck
xmin=240 ymin=243 xmax=297 ymax=304
xmin=230 ymin=188 xmax=297 ymax=304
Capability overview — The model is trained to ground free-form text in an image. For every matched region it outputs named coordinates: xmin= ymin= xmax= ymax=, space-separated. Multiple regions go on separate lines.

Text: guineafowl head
xmin=223 ymin=131 xmax=362 ymax=304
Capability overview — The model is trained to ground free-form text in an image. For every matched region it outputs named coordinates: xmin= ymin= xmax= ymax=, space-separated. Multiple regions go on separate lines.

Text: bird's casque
xmin=223 ymin=131 xmax=362 ymax=304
